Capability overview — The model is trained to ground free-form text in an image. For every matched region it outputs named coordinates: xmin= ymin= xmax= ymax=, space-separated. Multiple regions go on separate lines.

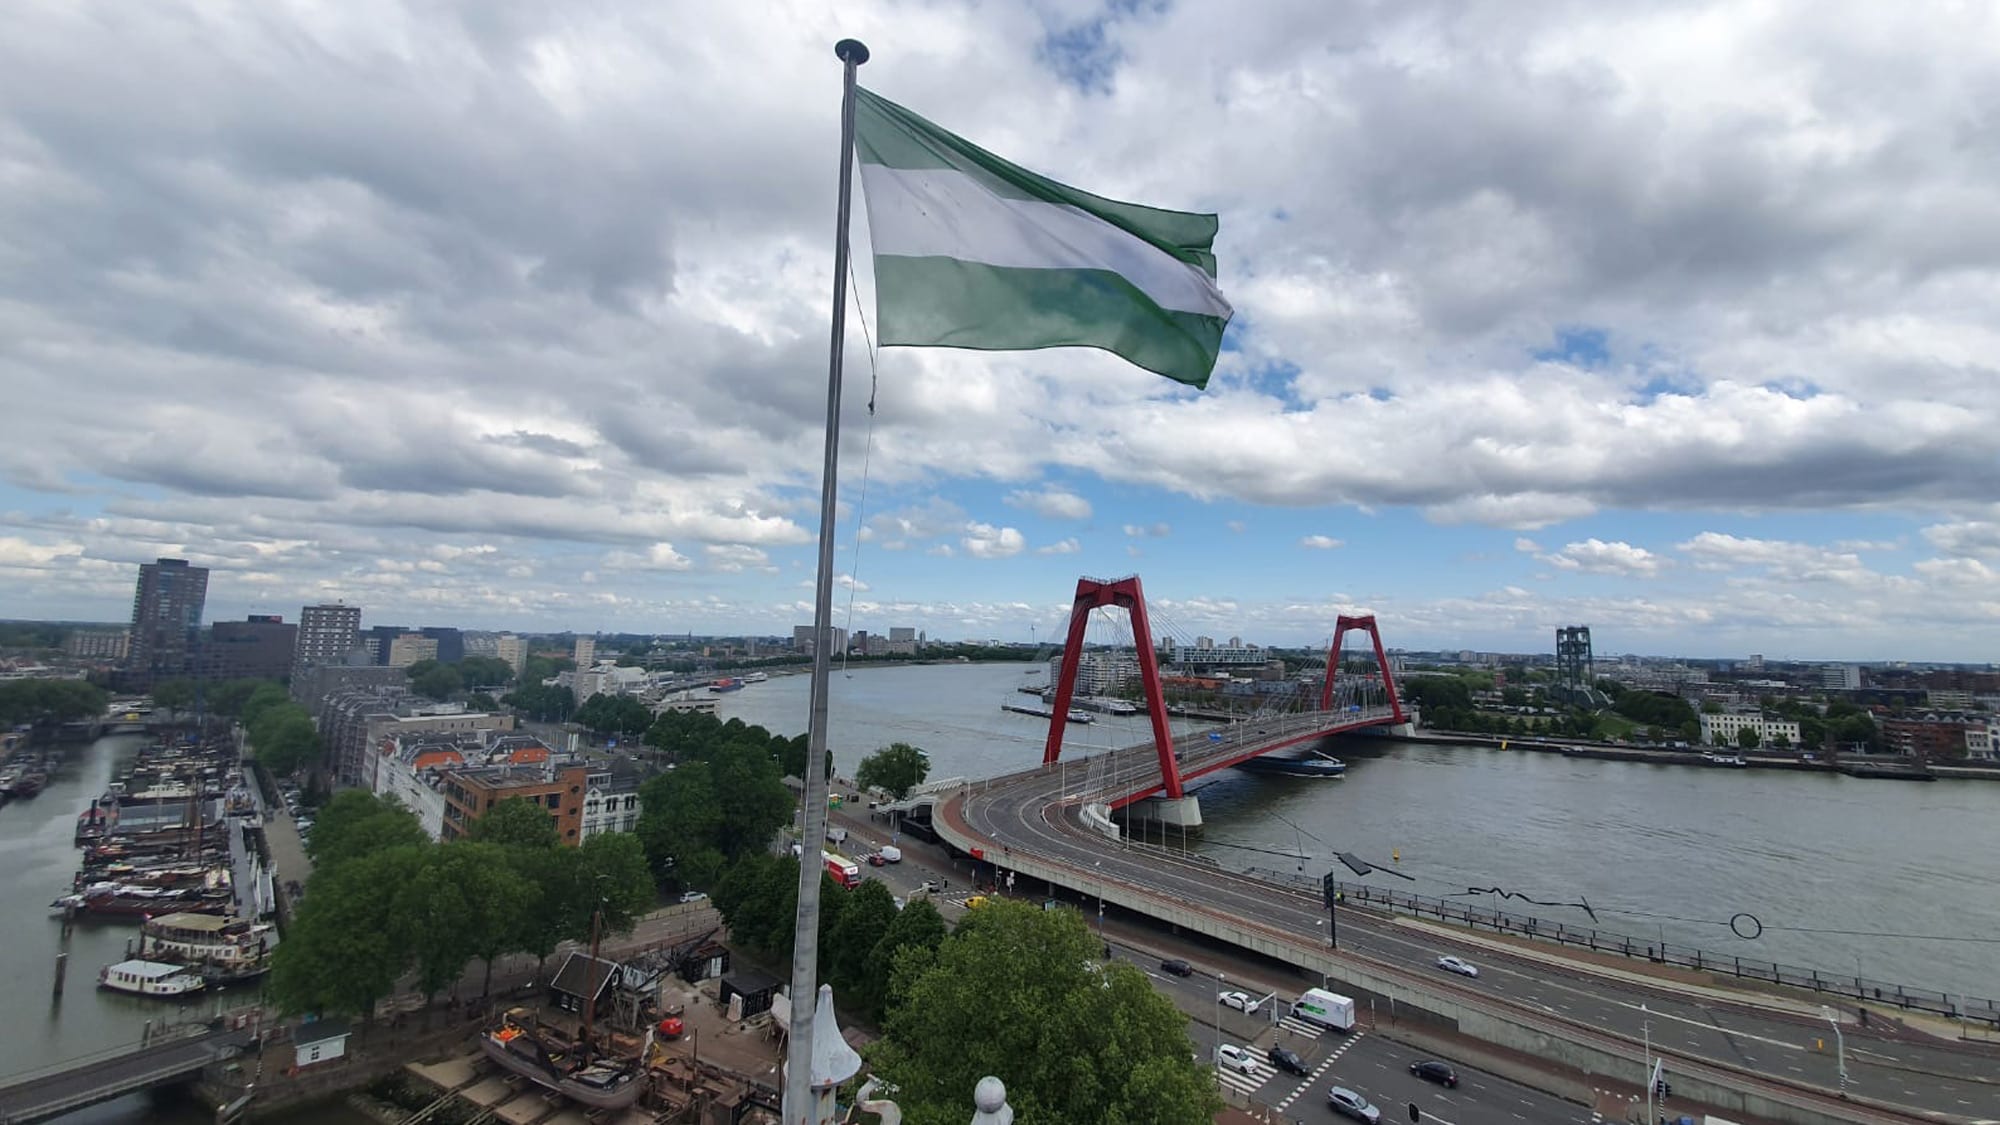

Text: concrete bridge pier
xmin=1386 ymin=722 xmax=1415 ymax=736
xmin=1127 ymin=794 xmax=1203 ymax=832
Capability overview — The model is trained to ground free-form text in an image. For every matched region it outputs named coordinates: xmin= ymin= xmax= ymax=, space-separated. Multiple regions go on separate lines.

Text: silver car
xmin=1326 ymin=1086 xmax=1381 ymax=1124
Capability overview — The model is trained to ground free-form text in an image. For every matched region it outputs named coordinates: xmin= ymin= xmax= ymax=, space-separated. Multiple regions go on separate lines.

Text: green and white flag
xmin=853 ymin=88 xmax=1233 ymax=389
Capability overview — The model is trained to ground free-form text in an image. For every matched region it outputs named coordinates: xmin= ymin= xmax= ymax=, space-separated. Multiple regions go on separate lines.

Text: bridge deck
xmin=0 ymin=1028 xmax=250 ymax=1124
xmin=1055 ymin=706 xmax=1398 ymax=809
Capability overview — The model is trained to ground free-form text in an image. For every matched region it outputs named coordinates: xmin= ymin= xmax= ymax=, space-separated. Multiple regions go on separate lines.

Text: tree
xmin=574 ymin=693 xmax=652 ymax=738
xmin=309 ymin=791 xmax=431 ymax=872
xmin=1700 ymin=699 xmax=1724 ymax=715
xmin=507 ymin=845 xmax=589 ymax=984
xmin=457 ymin=655 xmax=515 ymax=688
xmin=466 ymin=692 xmax=500 ymax=713
xmin=239 ymin=683 xmax=293 ymax=730
xmin=522 ymin=654 xmax=573 ymax=684
xmin=577 ymin=831 xmax=657 ymax=934
xmin=149 ymin=679 xmax=197 ymax=713
xmin=409 ymin=662 xmax=463 ymax=702
xmin=870 ymin=899 xmax=1219 ymax=1124
xmin=467 ymin=797 xmax=561 ymax=849
xmin=1736 ymin=726 xmax=1762 ymax=750
xmin=635 ymin=764 xmax=727 ymax=889
xmin=249 ymin=704 xmax=322 ymax=776
xmin=427 ymin=842 xmax=534 ymax=997
xmin=502 ymin=683 xmax=574 ymax=722
xmin=826 ymin=879 xmax=899 ymax=1007
xmin=208 ymin=678 xmax=280 ymax=718
xmin=855 ymin=742 xmax=931 ymax=800
xmin=709 ymin=740 xmax=796 ymax=861
xmin=1770 ymin=732 xmax=1792 ymax=750
xmin=867 ymin=898 xmax=948 ymax=1013
xmin=269 ymin=845 xmax=425 ymax=1020
xmin=0 ymin=679 xmax=109 ymax=726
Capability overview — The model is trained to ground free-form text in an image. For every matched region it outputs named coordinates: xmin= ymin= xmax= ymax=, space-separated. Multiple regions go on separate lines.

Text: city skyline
xmin=2 ymin=4 xmax=1999 ymax=661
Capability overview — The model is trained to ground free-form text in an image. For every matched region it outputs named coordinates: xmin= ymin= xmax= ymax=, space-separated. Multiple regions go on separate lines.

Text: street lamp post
xmin=1822 ymin=1006 xmax=1848 ymax=1096
xmin=1642 ymin=1005 xmax=1653 ymax=1125
xmin=1213 ymin=971 xmax=1224 ymax=1084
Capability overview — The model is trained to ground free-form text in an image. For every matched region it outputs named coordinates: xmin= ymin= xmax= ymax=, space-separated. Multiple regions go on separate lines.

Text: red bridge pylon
xmin=1042 ymin=575 xmax=1185 ymax=798
xmin=1318 ymin=614 xmax=1407 ymax=724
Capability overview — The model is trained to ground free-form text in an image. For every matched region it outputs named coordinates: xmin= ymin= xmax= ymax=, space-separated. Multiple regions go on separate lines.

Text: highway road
xmin=1109 ymin=943 xmax=1601 ymax=1125
xmin=947 ymin=743 xmax=2000 ymax=1123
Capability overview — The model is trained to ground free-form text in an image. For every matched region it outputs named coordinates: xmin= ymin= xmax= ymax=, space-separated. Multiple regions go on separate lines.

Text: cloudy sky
xmin=3 ymin=0 xmax=1998 ymax=661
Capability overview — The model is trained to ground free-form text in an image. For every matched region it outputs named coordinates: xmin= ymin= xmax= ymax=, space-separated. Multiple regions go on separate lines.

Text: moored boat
xmin=1236 ymin=753 xmax=1347 ymax=777
xmin=708 ymin=677 xmax=744 ymax=693
xmin=98 ymin=958 xmax=206 ymax=998
xmin=480 ymin=1009 xmax=646 ymax=1110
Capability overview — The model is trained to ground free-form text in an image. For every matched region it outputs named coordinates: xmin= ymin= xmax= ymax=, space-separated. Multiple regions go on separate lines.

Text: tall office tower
xmin=496 ymin=635 xmax=528 ymax=678
xmin=294 ymin=603 xmax=363 ymax=679
xmin=128 ymin=557 xmax=209 ymax=687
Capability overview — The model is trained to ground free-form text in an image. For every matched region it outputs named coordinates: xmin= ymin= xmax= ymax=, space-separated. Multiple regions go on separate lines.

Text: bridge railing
xmin=1304 ymin=875 xmax=2000 ymax=1031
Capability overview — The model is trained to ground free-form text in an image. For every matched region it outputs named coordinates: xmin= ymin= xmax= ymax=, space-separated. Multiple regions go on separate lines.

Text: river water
xmin=0 ymin=732 xmax=364 ymax=1123
xmin=717 ymin=662 xmax=2000 ymax=1000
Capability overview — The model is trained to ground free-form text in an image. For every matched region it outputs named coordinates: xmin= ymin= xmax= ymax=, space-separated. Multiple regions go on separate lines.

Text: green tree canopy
xmin=574 ymin=692 xmax=653 ymax=737
xmin=269 ymin=845 xmax=426 ymax=1019
xmin=465 ymin=692 xmax=500 ymax=713
xmin=635 ymin=763 xmax=727 ymax=889
xmin=207 ymin=678 xmax=282 ymax=718
xmin=466 ymin=796 xmax=562 ymax=849
xmin=870 ymin=898 xmax=1219 ymax=1125
xmin=501 ymin=682 xmax=574 ymax=722
xmin=149 ymin=679 xmax=197 ymax=713
xmin=1735 ymin=726 xmax=1762 ymax=750
xmin=239 ymin=683 xmax=294 ymax=729
xmin=457 ymin=655 xmax=516 ymax=688
xmin=578 ymin=830 xmax=658 ymax=933
xmin=407 ymin=660 xmax=463 ymax=701
xmin=249 ymin=703 xmax=322 ymax=776
xmin=855 ymin=742 xmax=931 ymax=800
xmin=308 ymin=791 xmax=431 ymax=872
xmin=0 ymin=678 xmax=108 ymax=726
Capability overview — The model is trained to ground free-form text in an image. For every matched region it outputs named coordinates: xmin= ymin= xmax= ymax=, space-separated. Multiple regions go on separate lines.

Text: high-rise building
xmin=793 ymin=625 xmax=816 ymax=653
xmin=496 ymin=635 xmax=528 ymax=678
xmin=388 ymin=633 xmax=439 ymax=667
xmin=294 ymin=603 xmax=362 ymax=679
xmin=419 ymin=626 xmax=464 ymax=664
xmin=571 ymin=637 xmax=597 ymax=702
xmin=128 ymin=557 xmax=209 ymax=687
xmin=360 ymin=625 xmax=408 ymax=665
xmin=66 ymin=629 xmax=130 ymax=661
xmin=196 ymin=615 xmax=299 ymax=681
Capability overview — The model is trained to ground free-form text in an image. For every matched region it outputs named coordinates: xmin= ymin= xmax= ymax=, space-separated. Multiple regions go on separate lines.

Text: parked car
xmin=1436 ymin=955 xmax=1480 ymax=978
xmin=1213 ymin=1044 xmax=1257 ymax=1074
xmin=1218 ymin=990 xmax=1262 ymax=1014
xmin=679 ymin=890 xmax=708 ymax=904
xmin=1325 ymin=1086 xmax=1381 ymax=1124
xmin=1409 ymin=1060 xmax=1458 ymax=1087
xmin=1158 ymin=958 xmax=1194 ymax=977
xmin=1267 ymin=1045 xmax=1309 ymax=1076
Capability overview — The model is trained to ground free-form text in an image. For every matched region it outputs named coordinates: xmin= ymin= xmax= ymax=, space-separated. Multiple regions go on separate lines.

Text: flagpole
xmin=784 ymin=36 xmax=869 ymax=1125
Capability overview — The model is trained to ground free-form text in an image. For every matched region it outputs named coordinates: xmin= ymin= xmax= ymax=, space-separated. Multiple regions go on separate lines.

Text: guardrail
xmin=1302 ymin=875 xmax=2000 ymax=1031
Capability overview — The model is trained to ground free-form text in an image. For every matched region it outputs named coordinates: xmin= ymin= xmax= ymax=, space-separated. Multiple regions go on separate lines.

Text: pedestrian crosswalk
xmin=1277 ymin=1013 xmax=1327 ymax=1038
xmin=1216 ymin=1058 xmax=1276 ymax=1097
xmin=1272 ymin=1032 xmax=1365 ymax=1113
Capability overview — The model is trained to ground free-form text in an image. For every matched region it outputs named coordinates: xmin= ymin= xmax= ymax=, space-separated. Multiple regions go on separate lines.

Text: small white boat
xmin=99 ymin=958 xmax=206 ymax=998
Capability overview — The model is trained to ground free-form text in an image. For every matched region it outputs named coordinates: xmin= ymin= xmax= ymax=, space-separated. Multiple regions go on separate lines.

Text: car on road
xmin=679 ymin=890 xmax=708 ymax=904
xmin=1213 ymin=1044 xmax=1257 ymax=1074
xmin=867 ymin=853 xmax=887 ymax=866
xmin=1409 ymin=1060 xmax=1458 ymax=1087
xmin=964 ymin=895 xmax=989 ymax=909
xmin=1325 ymin=1086 xmax=1381 ymax=1123
xmin=1266 ymin=1045 xmax=1309 ymax=1076
xmin=1436 ymin=955 xmax=1480 ymax=978
xmin=1217 ymin=990 xmax=1262 ymax=1014
xmin=1158 ymin=958 xmax=1194 ymax=977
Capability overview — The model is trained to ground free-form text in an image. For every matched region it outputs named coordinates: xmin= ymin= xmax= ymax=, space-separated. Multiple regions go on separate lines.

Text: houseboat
xmin=98 ymin=959 xmax=206 ymax=998
xmin=137 ymin=912 xmax=275 ymax=983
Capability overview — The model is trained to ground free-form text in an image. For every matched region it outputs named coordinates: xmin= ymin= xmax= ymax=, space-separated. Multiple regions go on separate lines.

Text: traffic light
xmin=1654 ymin=1078 xmax=1671 ymax=1099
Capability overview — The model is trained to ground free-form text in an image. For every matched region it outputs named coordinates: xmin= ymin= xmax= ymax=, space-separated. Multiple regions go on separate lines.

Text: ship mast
xmin=580 ymin=906 xmax=604 ymax=1065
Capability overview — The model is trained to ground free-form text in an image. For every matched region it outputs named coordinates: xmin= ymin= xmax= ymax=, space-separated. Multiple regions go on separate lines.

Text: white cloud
xmin=1537 ymin=539 xmax=1664 ymax=577
xmin=1036 ymin=537 xmax=1081 ymax=555
xmin=1225 ymin=520 xmax=1246 ymax=534
xmin=1513 ymin=538 xmax=1542 ymax=553
xmin=1675 ymin=532 xmax=1874 ymax=585
xmin=961 ymin=523 xmax=1026 ymax=560
xmin=1122 ymin=522 xmax=1172 ymax=538
xmin=705 ymin=544 xmax=771 ymax=573
xmin=1299 ymin=535 xmax=1345 ymax=550
xmin=1004 ymin=487 xmax=1093 ymax=521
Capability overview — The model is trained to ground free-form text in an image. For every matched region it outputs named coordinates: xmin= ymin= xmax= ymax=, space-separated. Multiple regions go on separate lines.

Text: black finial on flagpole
xmin=836 ymin=38 xmax=870 ymax=66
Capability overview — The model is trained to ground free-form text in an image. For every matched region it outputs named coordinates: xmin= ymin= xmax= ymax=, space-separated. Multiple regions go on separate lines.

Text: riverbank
xmin=1365 ymin=727 xmax=2000 ymax=781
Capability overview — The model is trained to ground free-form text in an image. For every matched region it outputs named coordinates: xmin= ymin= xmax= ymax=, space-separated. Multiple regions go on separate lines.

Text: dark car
xmin=1267 ymin=1045 xmax=1309 ymax=1076
xmin=1409 ymin=1060 xmax=1458 ymax=1088
xmin=1158 ymin=958 xmax=1194 ymax=977
xmin=1326 ymin=1086 xmax=1380 ymax=1124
